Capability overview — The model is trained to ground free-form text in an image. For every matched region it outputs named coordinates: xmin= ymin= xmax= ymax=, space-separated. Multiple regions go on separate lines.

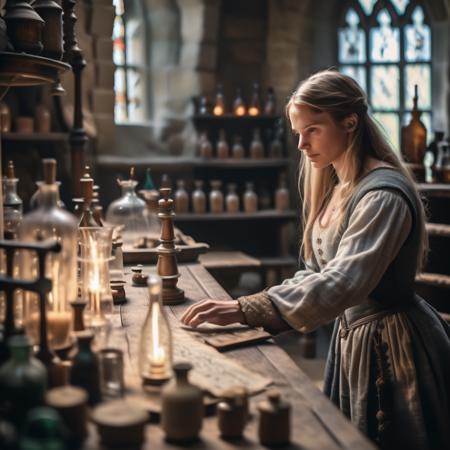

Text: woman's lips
xmin=306 ymin=153 xmax=320 ymax=159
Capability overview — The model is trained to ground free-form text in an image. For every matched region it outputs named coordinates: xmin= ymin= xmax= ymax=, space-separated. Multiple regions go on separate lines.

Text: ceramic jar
xmin=217 ymin=386 xmax=248 ymax=439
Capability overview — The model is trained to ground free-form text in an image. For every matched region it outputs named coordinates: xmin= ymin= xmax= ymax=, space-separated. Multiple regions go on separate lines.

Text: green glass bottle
xmin=0 ymin=335 xmax=47 ymax=427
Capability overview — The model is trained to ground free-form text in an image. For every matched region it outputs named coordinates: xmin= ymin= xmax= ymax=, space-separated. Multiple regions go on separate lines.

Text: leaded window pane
xmin=340 ymin=66 xmax=367 ymax=93
xmin=373 ymin=112 xmax=400 ymax=151
xmin=339 ymin=9 xmax=366 ymax=63
xmin=113 ymin=14 xmax=125 ymax=66
xmin=371 ymin=66 xmax=399 ymax=110
xmin=125 ymin=18 xmax=145 ymax=66
xmin=358 ymin=0 xmax=377 ymax=15
xmin=127 ymin=68 xmax=145 ymax=123
xmin=391 ymin=0 xmax=410 ymax=15
xmin=404 ymin=7 xmax=431 ymax=62
xmin=114 ymin=67 xmax=127 ymax=123
xmin=404 ymin=64 xmax=431 ymax=110
xmin=370 ymin=9 xmax=400 ymax=62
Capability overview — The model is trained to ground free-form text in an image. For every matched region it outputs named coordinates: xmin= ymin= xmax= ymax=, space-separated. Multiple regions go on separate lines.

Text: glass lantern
xmin=17 ymin=159 xmax=78 ymax=352
xmin=139 ymin=274 xmax=172 ymax=385
xmin=78 ymin=227 xmax=114 ymax=337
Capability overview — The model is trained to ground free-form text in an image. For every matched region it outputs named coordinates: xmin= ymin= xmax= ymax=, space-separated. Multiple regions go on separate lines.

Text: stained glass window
xmin=113 ymin=0 xmax=148 ymax=124
xmin=339 ymin=1 xmax=432 ymax=151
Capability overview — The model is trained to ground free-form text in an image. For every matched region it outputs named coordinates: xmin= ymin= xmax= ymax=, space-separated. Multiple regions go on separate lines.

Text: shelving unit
xmin=1 ymin=132 xmax=68 ymax=142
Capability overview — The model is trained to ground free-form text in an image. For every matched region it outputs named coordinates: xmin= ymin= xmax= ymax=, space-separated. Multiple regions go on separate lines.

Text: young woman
xmin=181 ymin=70 xmax=450 ymax=450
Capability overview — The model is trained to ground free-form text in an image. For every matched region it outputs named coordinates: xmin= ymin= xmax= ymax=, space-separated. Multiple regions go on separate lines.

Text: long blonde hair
xmin=287 ymin=69 xmax=428 ymax=271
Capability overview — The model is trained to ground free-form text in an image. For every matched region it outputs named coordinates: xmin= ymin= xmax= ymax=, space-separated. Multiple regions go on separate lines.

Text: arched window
xmin=113 ymin=0 xmax=148 ymax=124
xmin=338 ymin=0 xmax=432 ymax=150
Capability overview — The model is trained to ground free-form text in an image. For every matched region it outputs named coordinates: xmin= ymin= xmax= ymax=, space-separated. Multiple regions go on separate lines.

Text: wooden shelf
xmin=193 ymin=114 xmax=281 ymax=129
xmin=417 ymin=183 xmax=450 ymax=197
xmin=426 ymin=222 xmax=450 ymax=238
xmin=174 ymin=210 xmax=298 ymax=222
xmin=415 ymin=272 xmax=450 ymax=289
xmin=194 ymin=158 xmax=289 ymax=168
xmin=1 ymin=132 xmax=68 ymax=142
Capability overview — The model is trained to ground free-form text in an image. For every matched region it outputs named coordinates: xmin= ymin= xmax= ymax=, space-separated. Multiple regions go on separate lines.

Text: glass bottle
xmin=174 ymin=180 xmax=189 ymax=213
xmin=232 ymin=136 xmax=245 ymax=159
xmin=0 ymin=102 xmax=11 ymax=132
xmin=139 ymin=274 xmax=172 ymax=385
xmin=248 ymin=82 xmax=261 ymax=116
xmin=213 ymin=84 xmax=225 ymax=116
xmin=225 ymin=183 xmax=239 ymax=213
xmin=34 ymin=104 xmax=51 ymax=133
xmin=161 ymin=362 xmax=203 ymax=443
xmin=401 ymin=84 xmax=427 ymax=164
xmin=30 ymin=180 xmax=65 ymax=210
xmin=105 ymin=168 xmax=148 ymax=247
xmin=233 ymin=88 xmax=246 ymax=116
xmin=3 ymin=161 xmax=23 ymax=239
xmin=78 ymin=178 xmax=99 ymax=227
xmin=0 ymin=334 xmax=47 ymax=427
xmin=269 ymin=126 xmax=283 ymax=158
xmin=275 ymin=174 xmax=290 ymax=211
xmin=428 ymin=131 xmax=445 ymax=183
xmin=216 ymin=129 xmax=229 ymax=159
xmin=209 ymin=180 xmax=224 ymax=213
xmin=18 ymin=159 xmax=77 ymax=352
xmin=161 ymin=173 xmax=172 ymax=190
xmin=198 ymin=95 xmax=209 ymax=115
xmin=243 ymin=182 xmax=258 ymax=213
xmin=198 ymin=132 xmax=213 ymax=159
xmin=192 ymin=180 xmax=206 ymax=213
xmin=143 ymin=167 xmax=156 ymax=191
xmin=250 ymin=129 xmax=264 ymax=159
xmin=264 ymin=86 xmax=276 ymax=115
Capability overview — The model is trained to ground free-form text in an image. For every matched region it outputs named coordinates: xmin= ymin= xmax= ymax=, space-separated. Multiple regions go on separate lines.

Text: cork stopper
xmin=6 ymin=160 xmax=15 ymax=179
xmin=42 ymin=158 xmax=57 ymax=185
xmin=81 ymin=178 xmax=94 ymax=202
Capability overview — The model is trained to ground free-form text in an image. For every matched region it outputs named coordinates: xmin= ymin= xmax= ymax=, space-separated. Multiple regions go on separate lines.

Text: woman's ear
xmin=344 ymin=113 xmax=358 ymax=133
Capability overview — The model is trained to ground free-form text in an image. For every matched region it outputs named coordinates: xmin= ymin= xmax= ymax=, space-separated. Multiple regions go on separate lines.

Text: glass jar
xmin=105 ymin=177 xmax=149 ymax=247
xmin=243 ymin=182 xmax=258 ymax=213
xmin=225 ymin=183 xmax=239 ymax=213
xmin=216 ymin=129 xmax=229 ymax=159
xmin=139 ymin=274 xmax=172 ymax=385
xmin=18 ymin=159 xmax=77 ymax=352
xmin=250 ymin=129 xmax=264 ymax=159
xmin=174 ymin=180 xmax=189 ymax=213
xmin=209 ymin=180 xmax=224 ymax=213
xmin=191 ymin=180 xmax=206 ymax=214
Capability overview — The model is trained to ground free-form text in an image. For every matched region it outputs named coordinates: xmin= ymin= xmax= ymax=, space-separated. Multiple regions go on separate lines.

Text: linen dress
xmin=238 ymin=168 xmax=450 ymax=450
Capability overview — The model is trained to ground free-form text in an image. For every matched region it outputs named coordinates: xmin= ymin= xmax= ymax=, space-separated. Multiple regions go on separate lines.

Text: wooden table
xmin=85 ymin=263 xmax=376 ymax=450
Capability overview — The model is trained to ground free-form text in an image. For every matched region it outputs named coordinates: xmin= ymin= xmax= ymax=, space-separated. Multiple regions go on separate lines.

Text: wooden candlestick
xmin=156 ymin=188 xmax=185 ymax=305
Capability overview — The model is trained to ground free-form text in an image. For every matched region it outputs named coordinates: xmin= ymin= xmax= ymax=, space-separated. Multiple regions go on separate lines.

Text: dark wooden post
xmin=62 ymin=0 xmax=87 ymax=198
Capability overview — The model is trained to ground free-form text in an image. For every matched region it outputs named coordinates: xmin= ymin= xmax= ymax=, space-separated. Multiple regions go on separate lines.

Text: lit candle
xmin=234 ymin=105 xmax=246 ymax=116
xmin=213 ymin=105 xmax=224 ymax=116
xmin=248 ymin=106 xmax=260 ymax=116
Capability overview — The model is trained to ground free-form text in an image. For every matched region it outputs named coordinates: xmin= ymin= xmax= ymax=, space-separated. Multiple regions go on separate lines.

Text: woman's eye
xmin=308 ymin=128 xmax=316 ymax=133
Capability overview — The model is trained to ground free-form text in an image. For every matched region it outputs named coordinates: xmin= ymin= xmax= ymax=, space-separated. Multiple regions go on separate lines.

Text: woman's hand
xmin=180 ymin=299 xmax=245 ymax=328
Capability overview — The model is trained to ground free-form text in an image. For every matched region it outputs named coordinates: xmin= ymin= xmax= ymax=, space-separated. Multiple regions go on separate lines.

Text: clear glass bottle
xmin=198 ymin=95 xmax=209 ymax=115
xmin=192 ymin=180 xmax=206 ymax=214
xmin=216 ymin=129 xmax=229 ymax=159
xmin=275 ymin=174 xmax=290 ymax=211
xmin=0 ymin=334 xmax=47 ymax=427
xmin=248 ymin=82 xmax=261 ymax=116
xmin=209 ymin=180 xmax=224 ymax=213
xmin=3 ymin=161 xmax=23 ymax=239
xmin=225 ymin=183 xmax=239 ymax=213
xmin=18 ymin=159 xmax=77 ymax=352
xmin=105 ymin=169 xmax=149 ymax=247
xmin=264 ymin=86 xmax=276 ymax=115
xmin=269 ymin=126 xmax=283 ymax=158
xmin=243 ymin=182 xmax=258 ymax=213
xmin=232 ymin=136 xmax=245 ymax=159
xmin=250 ymin=129 xmax=264 ymax=159
xmin=233 ymin=88 xmax=246 ymax=116
xmin=139 ymin=274 xmax=172 ymax=385
xmin=174 ymin=180 xmax=189 ymax=213
xmin=213 ymin=84 xmax=225 ymax=116
xmin=198 ymin=132 xmax=213 ymax=159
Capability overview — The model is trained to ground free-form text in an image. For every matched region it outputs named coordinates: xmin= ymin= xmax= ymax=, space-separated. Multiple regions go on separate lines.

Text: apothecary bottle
xmin=0 ymin=334 xmax=47 ymax=427
xmin=232 ymin=136 xmax=245 ymax=159
xmin=243 ymin=182 xmax=258 ymax=213
xmin=174 ymin=180 xmax=189 ymax=213
xmin=0 ymin=102 xmax=11 ymax=132
xmin=209 ymin=180 xmax=224 ymax=213
xmin=264 ymin=86 xmax=276 ymax=115
xmin=139 ymin=274 xmax=172 ymax=385
xmin=275 ymin=174 xmax=290 ymax=211
xmin=216 ymin=129 xmax=230 ymax=159
xmin=233 ymin=88 xmax=246 ymax=116
xmin=250 ymin=129 xmax=264 ymax=159
xmin=161 ymin=362 xmax=203 ymax=443
xmin=3 ymin=161 xmax=23 ymax=238
xmin=213 ymin=84 xmax=225 ymax=116
xmin=248 ymin=82 xmax=261 ymax=116
xmin=17 ymin=159 xmax=77 ymax=352
xmin=198 ymin=132 xmax=213 ymax=159
xmin=269 ymin=126 xmax=283 ymax=158
xmin=225 ymin=183 xmax=239 ymax=213
xmin=192 ymin=180 xmax=206 ymax=213
xmin=79 ymin=178 xmax=99 ymax=227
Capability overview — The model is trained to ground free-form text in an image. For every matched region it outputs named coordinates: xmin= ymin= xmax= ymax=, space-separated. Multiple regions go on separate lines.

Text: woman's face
xmin=288 ymin=104 xmax=350 ymax=169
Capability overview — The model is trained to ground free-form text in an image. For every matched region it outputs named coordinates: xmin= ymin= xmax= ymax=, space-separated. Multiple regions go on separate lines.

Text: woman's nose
xmin=298 ymin=134 xmax=308 ymax=151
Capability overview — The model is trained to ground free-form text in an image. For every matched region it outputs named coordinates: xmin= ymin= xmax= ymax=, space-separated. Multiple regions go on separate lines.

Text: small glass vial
xmin=209 ymin=180 xmax=224 ymax=213
xmin=233 ymin=88 xmax=246 ymax=116
xmin=275 ymin=174 xmax=290 ymax=211
xmin=198 ymin=132 xmax=213 ymax=159
xmin=225 ymin=183 xmax=239 ymax=213
xmin=216 ymin=129 xmax=230 ymax=159
xmin=192 ymin=180 xmax=206 ymax=213
xmin=243 ymin=182 xmax=258 ymax=213
xmin=232 ymin=136 xmax=245 ymax=159
xmin=213 ymin=84 xmax=225 ymax=116
xmin=250 ymin=129 xmax=264 ymax=159
xmin=174 ymin=180 xmax=189 ymax=213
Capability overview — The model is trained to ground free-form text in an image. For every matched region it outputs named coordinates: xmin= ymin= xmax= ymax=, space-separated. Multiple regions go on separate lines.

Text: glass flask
xmin=29 ymin=180 xmax=65 ymax=210
xmin=3 ymin=161 xmax=23 ymax=238
xmin=105 ymin=172 xmax=150 ymax=247
xmin=17 ymin=159 xmax=77 ymax=352
xmin=78 ymin=227 xmax=114 ymax=340
xmin=139 ymin=274 xmax=172 ymax=385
